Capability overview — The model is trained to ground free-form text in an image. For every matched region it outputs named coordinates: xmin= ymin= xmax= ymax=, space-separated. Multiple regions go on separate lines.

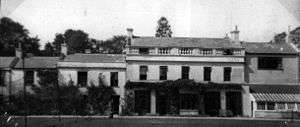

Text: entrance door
xmin=226 ymin=92 xmax=242 ymax=116
xmin=156 ymin=91 xmax=167 ymax=115
xmin=204 ymin=92 xmax=220 ymax=116
xmin=135 ymin=90 xmax=150 ymax=115
xmin=112 ymin=95 xmax=120 ymax=114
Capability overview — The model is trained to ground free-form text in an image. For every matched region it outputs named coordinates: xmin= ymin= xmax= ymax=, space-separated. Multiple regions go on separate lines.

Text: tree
xmin=40 ymin=42 xmax=55 ymax=56
xmin=155 ymin=16 xmax=172 ymax=37
xmin=52 ymin=29 xmax=90 ymax=54
xmin=290 ymin=27 xmax=300 ymax=46
xmin=99 ymin=35 xmax=126 ymax=54
xmin=0 ymin=17 xmax=41 ymax=56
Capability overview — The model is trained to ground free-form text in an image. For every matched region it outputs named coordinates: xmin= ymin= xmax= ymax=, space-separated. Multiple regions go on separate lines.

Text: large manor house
xmin=1 ymin=26 xmax=300 ymax=118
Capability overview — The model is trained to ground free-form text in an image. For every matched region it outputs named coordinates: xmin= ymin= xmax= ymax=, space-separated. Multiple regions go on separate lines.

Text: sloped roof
xmin=131 ymin=37 xmax=243 ymax=49
xmin=14 ymin=57 xmax=59 ymax=69
xmin=0 ymin=57 xmax=18 ymax=69
xmin=250 ymin=85 xmax=300 ymax=94
xmin=242 ymin=42 xmax=297 ymax=54
xmin=62 ymin=54 xmax=125 ymax=63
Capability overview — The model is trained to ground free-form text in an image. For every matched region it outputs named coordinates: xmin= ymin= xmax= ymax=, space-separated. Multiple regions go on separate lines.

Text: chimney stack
xmin=61 ymin=43 xmax=67 ymax=56
xmin=286 ymin=26 xmax=291 ymax=43
xmin=230 ymin=25 xmax=240 ymax=43
xmin=126 ymin=28 xmax=133 ymax=46
xmin=15 ymin=42 xmax=22 ymax=58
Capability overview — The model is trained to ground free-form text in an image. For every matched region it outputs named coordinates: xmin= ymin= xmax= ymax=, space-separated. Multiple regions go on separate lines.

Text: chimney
xmin=61 ymin=43 xmax=67 ymax=56
xmin=286 ymin=26 xmax=291 ymax=43
xmin=230 ymin=25 xmax=240 ymax=43
xmin=15 ymin=42 xmax=22 ymax=58
xmin=126 ymin=28 xmax=133 ymax=46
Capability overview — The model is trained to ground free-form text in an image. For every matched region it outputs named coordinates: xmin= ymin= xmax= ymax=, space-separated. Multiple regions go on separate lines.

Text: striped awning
xmin=252 ymin=93 xmax=300 ymax=102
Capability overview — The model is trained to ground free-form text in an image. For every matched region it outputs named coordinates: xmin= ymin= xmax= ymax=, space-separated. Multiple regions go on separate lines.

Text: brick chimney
xmin=61 ymin=43 xmax=67 ymax=56
xmin=230 ymin=25 xmax=240 ymax=43
xmin=15 ymin=42 xmax=22 ymax=58
xmin=126 ymin=28 xmax=133 ymax=46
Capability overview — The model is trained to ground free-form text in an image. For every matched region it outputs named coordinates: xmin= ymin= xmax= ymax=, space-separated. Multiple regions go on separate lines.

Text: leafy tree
xmin=99 ymin=35 xmax=126 ymax=54
xmin=273 ymin=32 xmax=286 ymax=43
xmin=0 ymin=17 xmax=41 ymax=56
xmin=290 ymin=27 xmax=300 ymax=46
xmin=52 ymin=29 xmax=90 ymax=54
xmin=39 ymin=42 xmax=55 ymax=56
xmin=155 ymin=16 xmax=172 ymax=37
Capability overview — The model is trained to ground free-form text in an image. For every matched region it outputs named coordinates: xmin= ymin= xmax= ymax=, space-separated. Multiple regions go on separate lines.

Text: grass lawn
xmin=9 ymin=116 xmax=300 ymax=127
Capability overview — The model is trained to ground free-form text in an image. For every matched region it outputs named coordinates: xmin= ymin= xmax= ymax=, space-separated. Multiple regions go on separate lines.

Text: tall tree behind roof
xmin=155 ymin=16 xmax=172 ymax=37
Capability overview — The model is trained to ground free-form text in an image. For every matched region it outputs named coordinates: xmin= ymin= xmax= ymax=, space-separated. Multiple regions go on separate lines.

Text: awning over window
xmin=252 ymin=93 xmax=300 ymax=102
xmin=250 ymin=84 xmax=300 ymax=102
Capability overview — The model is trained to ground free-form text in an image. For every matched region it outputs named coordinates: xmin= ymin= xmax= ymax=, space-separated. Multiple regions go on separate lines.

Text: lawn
xmin=9 ymin=116 xmax=300 ymax=127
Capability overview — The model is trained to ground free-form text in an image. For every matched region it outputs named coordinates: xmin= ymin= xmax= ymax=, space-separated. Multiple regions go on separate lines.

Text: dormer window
xmin=139 ymin=48 xmax=149 ymax=54
xmin=223 ymin=49 xmax=234 ymax=55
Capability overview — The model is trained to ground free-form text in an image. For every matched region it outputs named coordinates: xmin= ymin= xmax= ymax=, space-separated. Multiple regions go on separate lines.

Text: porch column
xmin=220 ymin=90 xmax=226 ymax=110
xmin=150 ymin=89 xmax=156 ymax=114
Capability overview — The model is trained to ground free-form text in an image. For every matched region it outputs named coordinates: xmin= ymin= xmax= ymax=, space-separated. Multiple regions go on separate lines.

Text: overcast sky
xmin=1 ymin=0 xmax=300 ymax=46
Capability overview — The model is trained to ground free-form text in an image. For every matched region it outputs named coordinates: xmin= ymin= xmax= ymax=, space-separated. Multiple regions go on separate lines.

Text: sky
xmin=1 ymin=0 xmax=300 ymax=47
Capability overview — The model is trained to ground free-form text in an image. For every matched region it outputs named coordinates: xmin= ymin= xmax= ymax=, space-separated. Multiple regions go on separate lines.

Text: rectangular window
xmin=25 ymin=71 xmax=34 ymax=85
xmin=258 ymin=57 xmax=283 ymax=70
xmin=180 ymin=94 xmax=198 ymax=109
xmin=110 ymin=72 xmax=118 ymax=87
xmin=159 ymin=66 xmax=168 ymax=80
xmin=139 ymin=66 xmax=148 ymax=80
xmin=224 ymin=67 xmax=232 ymax=81
xmin=266 ymin=102 xmax=275 ymax=110
xmin=181 ymin=66 xmax=190 ymax=79
xmin=204 ymin=67 xmax=212 ymax=81
xmin=78 ymin=71 xmax=87 ymax=87
xmin=287 ymin=103 xmax=295 ymax=110
xmin=257 ymin=102 xmax=265 ymax=110
xmin=0 ymin=71 xmax=4 ymax=86
xmin=277 ymin=102 xmax=286 ymax=110
xmin=297 ymin=103 xmax=300 ymax=111
xmin=139 ymin=48 xmax=149 ymax=54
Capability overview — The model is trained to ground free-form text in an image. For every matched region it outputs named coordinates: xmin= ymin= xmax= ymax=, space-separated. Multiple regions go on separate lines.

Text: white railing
xmin=158 ymin=48 xmax=171 ymax=55
xmin=179 ymin=48 xmax=193 ymax=55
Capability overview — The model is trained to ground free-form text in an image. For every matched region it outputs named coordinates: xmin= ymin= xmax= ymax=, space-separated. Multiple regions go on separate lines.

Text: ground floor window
xmin=180 ymin=94 xmax=198 ymax=110
xmin=266 ymin=102 xmax=275 ymax=110
xmin=287 ymin=103 xmax=295 ymax=110
xmin=257 ymin=102 xmax=265 ymax=110
xmin=277 ymin=102 xmax=286 ymax=110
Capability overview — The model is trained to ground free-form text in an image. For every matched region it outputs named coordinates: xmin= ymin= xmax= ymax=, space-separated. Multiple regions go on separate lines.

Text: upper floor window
xmin=110 ymin=72 xmax=118 ymax=87
xmin=223 ymin=49 xmax=234 ymax=55
xmin=224 ymin=67 xmax=232 ymax=81
xmin=203 ymin=49 xmax=213 ymax=55
xmin=25 ymin=71 xmax=34 ymax=86
xmin=159 ymin=66 xmax=168 ymax=80
xmin=78 ymin=71 xmax=87 ymax=87
xmin=0 ymin=71 xmax=5 ymax=86
xmin=179 ymin=48 xmax=193 ymax=55
xmin=258 ymin=57 xmax=283 ymax=70
xmin=139 ymin=48 xmax=149 ymax=54
xmin=139 ymin=65 xmax=148 ymax=80
xmin=158 ymin=48 xmax=171 ymax=55
xmin=204 ymin=67 xmax=212 ymax=81
xmin=181 ymin=66 xmax=190 ymax=79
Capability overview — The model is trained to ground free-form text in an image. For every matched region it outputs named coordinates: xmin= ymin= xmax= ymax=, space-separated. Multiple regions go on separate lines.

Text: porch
xmin=125 ymin=80 xmax=250 ymax=117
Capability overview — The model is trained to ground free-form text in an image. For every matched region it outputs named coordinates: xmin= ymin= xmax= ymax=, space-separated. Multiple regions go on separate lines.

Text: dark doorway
xmin=156 ymin=91 xmax=167 ymax=115
xmin=204 ymin=92 xmax=220 ymax=116
xmin=226 ymin=92 xmax=242 ymax=116
xmin=112 ymin=95 xmax=120 ymax=114
xmin=135 ymin=90 xmax=150 ymax=115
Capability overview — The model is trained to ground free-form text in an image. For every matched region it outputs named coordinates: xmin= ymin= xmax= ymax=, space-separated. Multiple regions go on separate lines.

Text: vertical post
xmin=150 ymin=89 xmax=156 ymax=114
xmin=220 ymin=90 xmax=226 ymax=110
